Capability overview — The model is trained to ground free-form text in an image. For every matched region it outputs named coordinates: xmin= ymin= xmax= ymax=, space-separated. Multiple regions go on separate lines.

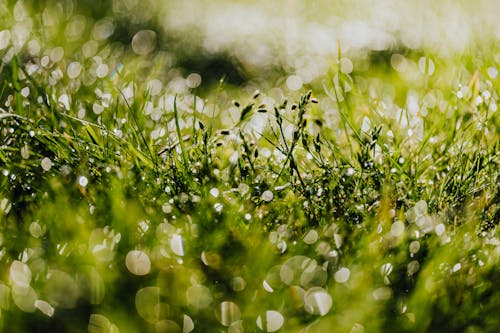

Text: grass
xmin=1 ymin=1 xmax=500 ymax=332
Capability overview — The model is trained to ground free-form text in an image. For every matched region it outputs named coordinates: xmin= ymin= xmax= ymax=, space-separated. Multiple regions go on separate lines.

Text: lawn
xmin=0 ymin=1 xmax=499 ymax=332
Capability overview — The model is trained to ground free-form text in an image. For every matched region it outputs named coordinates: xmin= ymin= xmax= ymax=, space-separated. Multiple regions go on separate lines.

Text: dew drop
xmin=78 ymin=176 xmax=88 ymax=187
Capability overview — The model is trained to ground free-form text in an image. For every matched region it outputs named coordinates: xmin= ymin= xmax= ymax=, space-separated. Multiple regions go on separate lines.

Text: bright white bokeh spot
xmin=147 ymin=79 xmax=163 ymax=96
xmin=390 ymin=221 xmax=405 ymax=237
xmin=381 ymin=263 xmax=393 ymax=276
xmin=183 ymin=314 xmax=195 ymax=333
xmin=96 ymin=63 xmax=109 ymax=78
xmin=256 ymin=310 xmax=284 ymax=332
xmin=35 ymin=300 xmax=54 ymax=317
xmin=304 ymin=287 xmax=332 ymax=316
xmin=391 ymin=54 xmax=407 ymax=72
xmin=10 ymin=260 xmax=32 ymax=288
xmin=452 ymin=263 xmax=462 ymax=273
xmin=215 ymin=301 xmax=241 ymax=326
xmin=0 ymin=30 xmax=11 ymax=50
xmin=186 ymin=73 xmax=202 ymax=88
xmin=29 ymin=221 xmax=43 ymax=238
xmin=231 ymin=277 xmax=246 ymax=291
xmin=28 ymin=39 xmax=41 ymax=56
xmin=50 ymin=47 xmax=64 ymax=63
xmin=132 ymin=30 xmax=157 ymax=55
xmin=209 ymin=188 xmax=220 ymax=198
xmin=125 ymin=250 xmax=151 ymax=276
xmin=41 ymin=157 xmax=53 ymax=171
xmin=20 ymin=87 xmax=30 ymax=97
xmin=12 ymin=285 xmax=37 ymax=312
xmin=261 ymin=190 xmax=274 ymax=202
xmin=170 ymin=234 xmax=184 ymax=256
xmin=286 ymin=75 xmax=303 ymax=91
xmin=78 ymin=176 xmax=89 ymax=187
xmin=92 ymin=19 xmax=115 ymax=40
xmin=418 ymin=57 xmax=435 ymax=75
xmin=93 ymin=103 xmax=104 ymax=114
xmin=435 ymin=223 xmax=445 ymax=236
xmin=58 ymin=94 xmax=70 ymax=111
xmin=67 ymin=62 xmax=82 ymax=79
xmin=334 ymin=267 xmax=350 ymax=283
xmin=409 ymin=241 xmax=420 ymax=254
xmin=487 ymin=67 xmax=498 ymax=79
xmin=340 ymin=58 xmax=353 ymax=74
xmin=303 ymin=229 xmax=318 ymax=244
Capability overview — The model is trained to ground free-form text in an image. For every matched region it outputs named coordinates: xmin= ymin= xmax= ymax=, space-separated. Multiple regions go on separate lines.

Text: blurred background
xmin=2 ymin=0 xmax=500 ymax=88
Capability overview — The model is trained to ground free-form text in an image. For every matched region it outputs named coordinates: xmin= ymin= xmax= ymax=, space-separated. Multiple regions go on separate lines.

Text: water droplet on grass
xmin=78 ymin=176 xmax=88 ymax=187
xmin=452 ymin=263 xmax=461 ymax=273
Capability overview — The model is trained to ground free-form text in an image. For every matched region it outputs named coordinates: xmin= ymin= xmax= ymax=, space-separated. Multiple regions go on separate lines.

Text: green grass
xmin=1 ymin=1 xmax=500 ymax=332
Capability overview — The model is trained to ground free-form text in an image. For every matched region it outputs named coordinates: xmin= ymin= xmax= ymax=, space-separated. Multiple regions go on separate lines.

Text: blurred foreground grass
xmin=1 ymin=1 xmax=500 ymax=332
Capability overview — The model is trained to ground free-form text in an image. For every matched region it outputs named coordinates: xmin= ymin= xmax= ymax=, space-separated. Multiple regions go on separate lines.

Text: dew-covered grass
xmin=1 ymin=1 xmax=500 ymax=332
